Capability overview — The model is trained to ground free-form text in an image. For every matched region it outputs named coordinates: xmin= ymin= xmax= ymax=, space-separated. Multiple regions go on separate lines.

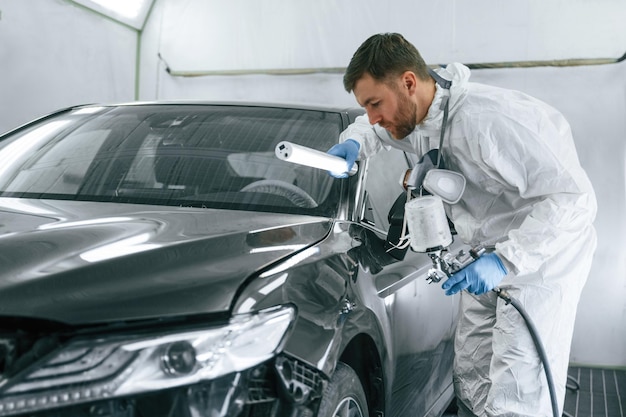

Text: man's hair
xmin=343 ymin=33 xmax=431 ymax=93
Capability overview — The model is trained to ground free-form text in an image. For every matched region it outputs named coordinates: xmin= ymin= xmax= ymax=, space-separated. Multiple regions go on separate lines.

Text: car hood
xmin=0 ymin=198 xmax=332 ymax=325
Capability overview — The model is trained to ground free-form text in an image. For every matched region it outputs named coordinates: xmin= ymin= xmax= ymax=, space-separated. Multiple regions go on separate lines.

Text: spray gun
xmin=401 ymin=193 xmax=486 ymax=284
xmin=399 ymin=166 xmax=490 ymax=284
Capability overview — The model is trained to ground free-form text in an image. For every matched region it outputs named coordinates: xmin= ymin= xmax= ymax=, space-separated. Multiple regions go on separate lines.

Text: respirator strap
xmin=387 ymin=69 xmax=454 ymax=253
xmin=428 ymin=68 xmax=452 ymax=169
xmin=428 ymin=68 xmax=452 ymax=89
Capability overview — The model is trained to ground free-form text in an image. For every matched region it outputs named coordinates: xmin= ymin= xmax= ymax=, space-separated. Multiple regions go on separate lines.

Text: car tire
xmin=317 ymin=362 xmax=368 ymax=417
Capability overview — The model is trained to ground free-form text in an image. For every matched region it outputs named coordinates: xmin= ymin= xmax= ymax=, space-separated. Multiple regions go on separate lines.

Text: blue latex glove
xmin=326 ymin=139 xmax=360 ymax=178
xmin=441 ymin=252 xmax=508 ymax=296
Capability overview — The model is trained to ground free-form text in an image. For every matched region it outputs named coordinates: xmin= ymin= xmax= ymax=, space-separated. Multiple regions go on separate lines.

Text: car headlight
xmin=0 ymin=305 xmax=295 ymax=415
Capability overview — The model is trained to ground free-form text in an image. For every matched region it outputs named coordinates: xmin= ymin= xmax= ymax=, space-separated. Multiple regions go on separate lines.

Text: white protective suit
xmin=340 ymin=63 xmax=597 ymax=416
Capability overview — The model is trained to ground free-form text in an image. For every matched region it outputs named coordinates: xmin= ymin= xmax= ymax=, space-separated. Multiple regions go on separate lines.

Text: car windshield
xmin=0 ymin=104 xmax=344 ymax=216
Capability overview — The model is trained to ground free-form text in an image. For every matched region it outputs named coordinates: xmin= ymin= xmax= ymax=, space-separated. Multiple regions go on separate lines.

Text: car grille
xmin=247 ymin=364 xmax=277 ymax=404
xmin=0 ymin=331 xmax=62 ymax=388
xmin=275 ymin=356 xmax=324 ymax=405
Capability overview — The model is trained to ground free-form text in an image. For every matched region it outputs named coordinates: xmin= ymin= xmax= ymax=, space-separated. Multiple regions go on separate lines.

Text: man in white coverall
xmin=328 ymin=33 xmax=597 ymax=416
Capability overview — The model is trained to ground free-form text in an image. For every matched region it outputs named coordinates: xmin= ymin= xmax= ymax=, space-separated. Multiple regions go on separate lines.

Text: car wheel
xmin=317 ymin=362 xmax=368 ymax=417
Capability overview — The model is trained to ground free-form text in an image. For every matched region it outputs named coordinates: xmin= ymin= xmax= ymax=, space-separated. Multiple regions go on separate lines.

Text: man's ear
xmin=401 ymin=71 xmax=418 ymax=94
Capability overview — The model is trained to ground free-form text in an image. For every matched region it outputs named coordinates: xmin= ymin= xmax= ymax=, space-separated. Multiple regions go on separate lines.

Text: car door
xmin=355 ymin=148 xmax=459 ymax=417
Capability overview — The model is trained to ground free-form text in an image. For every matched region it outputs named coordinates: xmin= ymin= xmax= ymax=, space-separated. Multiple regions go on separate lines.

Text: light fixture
xmin=70 ymin=0 xmax=154 ymax=30
xmin=89 ymin=0 xmax=144 ymax=19
xmin=275 ymin=141 xmax=358 ymax=177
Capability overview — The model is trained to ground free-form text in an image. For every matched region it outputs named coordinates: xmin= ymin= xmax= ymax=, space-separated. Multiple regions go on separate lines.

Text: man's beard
xmin=391 ymin=91 xmax=418 ymax=139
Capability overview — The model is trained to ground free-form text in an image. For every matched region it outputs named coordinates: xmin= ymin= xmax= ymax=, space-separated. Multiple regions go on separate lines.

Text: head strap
xmin=428 ymin=67 xmax=452 ymax=89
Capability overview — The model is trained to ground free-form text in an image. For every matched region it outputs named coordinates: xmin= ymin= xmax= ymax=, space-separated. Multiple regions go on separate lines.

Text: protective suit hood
xmin=419 ymin=63 xmax=470 ymax=132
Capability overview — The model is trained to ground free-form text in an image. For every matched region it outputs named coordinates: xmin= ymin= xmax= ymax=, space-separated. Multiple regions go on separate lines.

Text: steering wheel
xmin=241 ymin=180 xmax=318 ymax=208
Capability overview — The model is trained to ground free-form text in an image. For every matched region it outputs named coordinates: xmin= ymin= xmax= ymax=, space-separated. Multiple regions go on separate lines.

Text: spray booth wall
xmin=0 ymin=0 xmax=624 ymax=367
xmin=0 ymin=0 xmax=136 ymax=134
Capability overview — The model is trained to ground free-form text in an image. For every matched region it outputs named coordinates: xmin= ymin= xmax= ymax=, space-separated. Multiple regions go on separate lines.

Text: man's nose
xmin=367 ymin=109 xmax=382 ymax=125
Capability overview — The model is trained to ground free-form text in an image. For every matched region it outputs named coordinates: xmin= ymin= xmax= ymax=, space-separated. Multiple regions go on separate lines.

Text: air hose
xmin=494 ymin=288 xmax=559 ymax=417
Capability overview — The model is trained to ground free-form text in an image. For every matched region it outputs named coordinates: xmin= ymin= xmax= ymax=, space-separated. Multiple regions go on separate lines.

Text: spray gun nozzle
xmin=424 ymin=245 xmax=488 ymax=284
xmin=425 ymin=250 xmax=449 ymax=284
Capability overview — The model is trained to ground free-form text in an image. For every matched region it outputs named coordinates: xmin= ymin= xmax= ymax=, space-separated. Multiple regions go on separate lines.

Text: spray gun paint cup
xmin=405 ymin=195 xmax=452 ymax=252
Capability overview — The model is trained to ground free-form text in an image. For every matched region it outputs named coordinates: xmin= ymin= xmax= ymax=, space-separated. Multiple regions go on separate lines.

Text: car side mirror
xmin=384 ymin=193 xmax=409 ymax=260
